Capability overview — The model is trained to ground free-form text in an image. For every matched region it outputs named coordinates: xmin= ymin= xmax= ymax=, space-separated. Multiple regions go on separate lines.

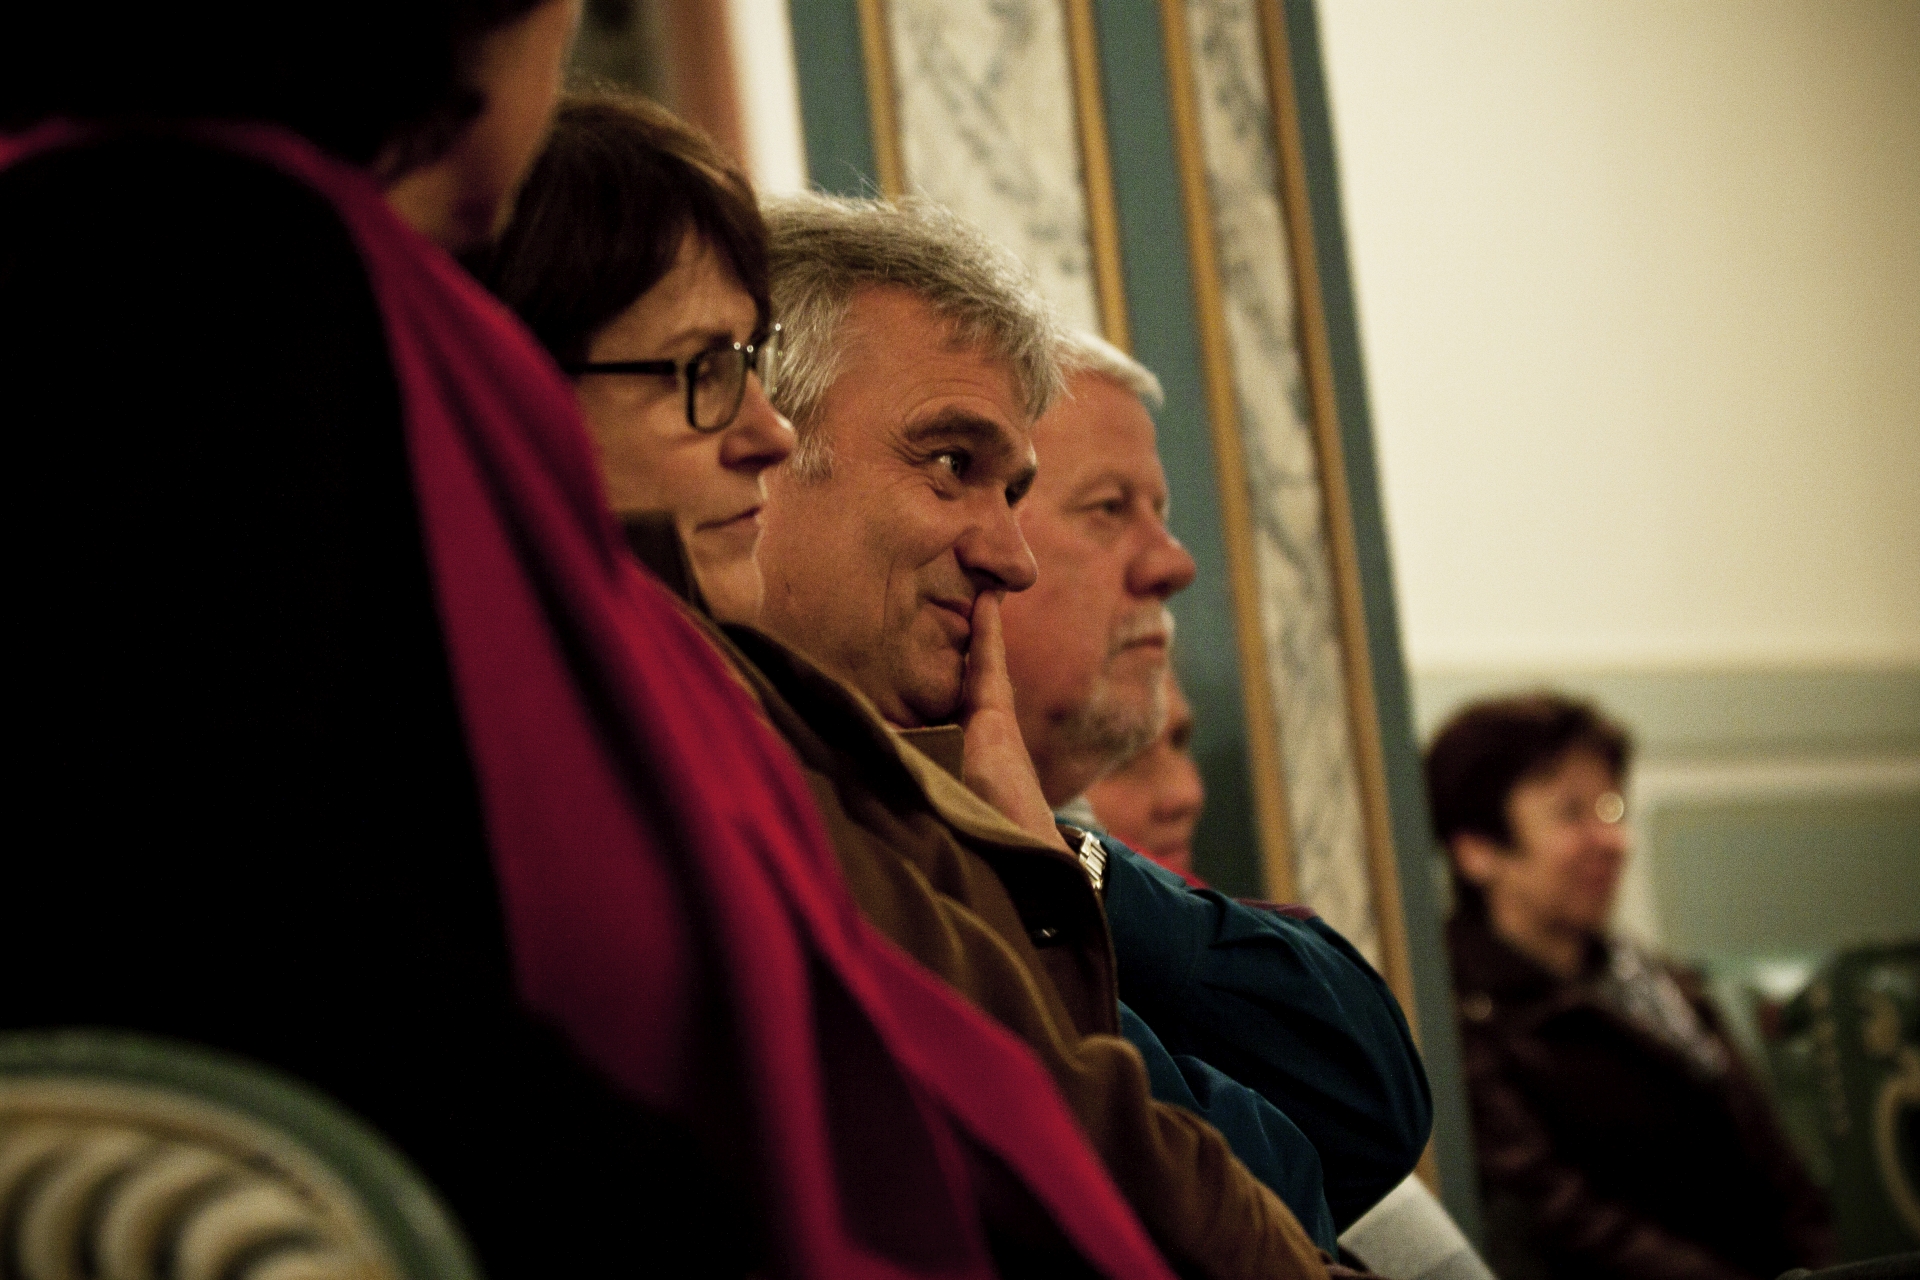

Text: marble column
xmin=1180 ymin=0 xmax=1379 ymax=962
xmin=884 ymin=0 xmax=1102 ymax=333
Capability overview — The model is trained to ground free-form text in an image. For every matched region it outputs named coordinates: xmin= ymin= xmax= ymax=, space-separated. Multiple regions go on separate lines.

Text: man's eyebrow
xmin=1067 ymin=469 xmax=1129 ymax=499
xmin=901 ymin=408 xmax=1016 ymax=453
xmin=1067 ymin=469 xmax=1172 ymax=516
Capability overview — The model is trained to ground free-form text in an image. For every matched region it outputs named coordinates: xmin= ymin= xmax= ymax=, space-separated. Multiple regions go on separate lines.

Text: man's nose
xmin=720 ymin=380 xmax=795 ymax=474
xmin=957 ymin=502 xmax=1039 ymax=593
xmin=1127 ymin=524 xmax=1198 ymax=600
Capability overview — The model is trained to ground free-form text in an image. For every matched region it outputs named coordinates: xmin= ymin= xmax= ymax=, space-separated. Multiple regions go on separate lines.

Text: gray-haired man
xmin=753 ymin=193 xmax=1427 ymax=1275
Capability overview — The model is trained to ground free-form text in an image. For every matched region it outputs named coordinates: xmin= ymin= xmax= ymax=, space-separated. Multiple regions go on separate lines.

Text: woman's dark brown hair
xmin=474 ymin=93 xmax=770 ymax=367
xmin=1424 ymin=692 xmax=1632 ymax=917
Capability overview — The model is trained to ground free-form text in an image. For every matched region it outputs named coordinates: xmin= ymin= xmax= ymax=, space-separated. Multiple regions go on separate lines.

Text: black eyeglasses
xmin=565 ymin=323 xmax=782 ymax=434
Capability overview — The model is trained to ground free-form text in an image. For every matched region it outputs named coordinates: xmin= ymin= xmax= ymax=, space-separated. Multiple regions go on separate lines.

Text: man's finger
xmin=959 ymin=589 xmax=1058 ymax=841
xmin=965 ymin=590 xmax=1015 ymax=711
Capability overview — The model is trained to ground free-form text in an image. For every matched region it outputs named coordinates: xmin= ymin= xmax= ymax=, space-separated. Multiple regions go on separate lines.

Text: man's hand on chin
xmin=958 ymin=591 xmax=1073 ymax=848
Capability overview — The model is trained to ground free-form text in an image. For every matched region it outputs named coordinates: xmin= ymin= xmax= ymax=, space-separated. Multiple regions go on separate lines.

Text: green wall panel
xmin=789 ymin=0 xmax=879 ymax=195
xmin=1653 ymin=794 xmax=1920 ymax=958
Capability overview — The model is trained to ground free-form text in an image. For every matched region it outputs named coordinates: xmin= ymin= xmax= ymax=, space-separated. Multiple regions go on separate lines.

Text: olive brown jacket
xmin=627 ymin=513 xmax=1324 ymax=1280
xmin=721 ymin=624 xmax=1325 ymax=1280
xmin=1449 ymin=911 xmax=1832 ymax=1280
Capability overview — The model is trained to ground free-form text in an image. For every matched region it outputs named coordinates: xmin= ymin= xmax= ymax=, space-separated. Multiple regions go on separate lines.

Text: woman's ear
xmin=1451 ymin=831 xmax=1510 ymax=889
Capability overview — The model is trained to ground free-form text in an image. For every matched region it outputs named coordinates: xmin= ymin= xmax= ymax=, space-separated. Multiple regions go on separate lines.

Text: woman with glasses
xmin=479 ymin=94 xmax=793 ymax=624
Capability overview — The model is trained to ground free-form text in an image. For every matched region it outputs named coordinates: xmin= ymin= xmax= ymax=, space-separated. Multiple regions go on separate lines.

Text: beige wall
xmin=1317 ymin=0 xmax=1920 ymax=672
xmin=727 ymin=0 xmax=808 ymax=194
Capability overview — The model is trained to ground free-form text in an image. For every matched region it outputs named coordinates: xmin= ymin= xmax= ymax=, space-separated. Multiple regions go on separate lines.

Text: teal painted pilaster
xmin=788 ymin=0 xmax=879 ymax=194
xmin=1091 ymin=0 xmax=1267 ymax=900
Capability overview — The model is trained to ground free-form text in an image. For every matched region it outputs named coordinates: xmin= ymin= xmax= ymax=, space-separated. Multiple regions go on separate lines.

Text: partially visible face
xmin=1477 ymin=750 xmax=1630 ymax=939
xmin=1000 ymin=372 xmax=1198 ymax=801
xmin=757 ymin=286 xmax=1039 ymax=727
xmin=1086 ymin=669 xmax=1204 ymax=876
xmin=387 ymin=0 xmax=581 ymax=249
xmin=574 ymin=235 xmax=794 ymax=624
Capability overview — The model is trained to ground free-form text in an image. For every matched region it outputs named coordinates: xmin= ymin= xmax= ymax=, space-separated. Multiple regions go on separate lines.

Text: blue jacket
xmin=1103 ymin=838 xmax=1432 ymax=1230
xmin=1120 ymin=1001 xmax=1339 ymax=1248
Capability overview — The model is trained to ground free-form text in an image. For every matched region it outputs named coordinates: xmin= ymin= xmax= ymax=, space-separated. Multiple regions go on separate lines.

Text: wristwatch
xmin=1057 ymin=824 xmax=1108 ymax=896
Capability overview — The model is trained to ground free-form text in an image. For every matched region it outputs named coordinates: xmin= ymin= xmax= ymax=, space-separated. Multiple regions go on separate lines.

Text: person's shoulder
xmin=2 ymin=132 xmax=366 ymax=299
xmin=720 ymin=622 xmax=909 ymax=773
xmin=1603 ymin=933 xmax=1696 ymax=985
xmin=1103 ymin=836 xmax=1183 ymax=885
xmin=9 ymin=132 xmax=337 ymax=222
xmin=1447 ymin=913 xmax=1567 ymax=1031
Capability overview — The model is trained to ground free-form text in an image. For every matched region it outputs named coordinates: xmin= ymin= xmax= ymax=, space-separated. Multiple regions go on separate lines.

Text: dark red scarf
xmin=0 ymin=122 xmax=1175 ymax=1279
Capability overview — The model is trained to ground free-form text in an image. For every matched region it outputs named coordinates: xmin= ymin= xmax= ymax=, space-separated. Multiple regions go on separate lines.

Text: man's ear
xmin=1451 ymin=831 xmax=1511 ymax=888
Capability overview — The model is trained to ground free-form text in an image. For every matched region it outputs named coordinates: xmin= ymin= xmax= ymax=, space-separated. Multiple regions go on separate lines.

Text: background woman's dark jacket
xmin=1449 ymin=910 xmax=1832 ymax=1280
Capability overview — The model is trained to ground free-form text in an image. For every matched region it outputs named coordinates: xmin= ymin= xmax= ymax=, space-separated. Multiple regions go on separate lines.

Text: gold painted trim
xmin=1156 ymin=0 xmax=1297 ymax=902
xmin=1063 ymin=0 xmax=1131 ymax=351
xmin=853 ymin=0 xmax=906 ymax=198
xmin=1254 ymin=0 xmax=1432 ymax=1189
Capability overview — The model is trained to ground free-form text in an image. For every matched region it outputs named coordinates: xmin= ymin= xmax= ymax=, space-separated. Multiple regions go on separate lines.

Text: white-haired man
xmin=997 ymin=331 xmax=1431 ymax=1237
xmin=999 ymin=332 xmax=1191 ymax=803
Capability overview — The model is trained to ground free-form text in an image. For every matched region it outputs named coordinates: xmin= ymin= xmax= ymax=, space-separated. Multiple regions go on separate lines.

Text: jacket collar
xmin=1449 ymin=909 xmax=1627 ymax=1033
xmin=897 ymin=724 xmax=965 ymax=780
xmin=1448 ymin=911 xmax=1566 ymax=1003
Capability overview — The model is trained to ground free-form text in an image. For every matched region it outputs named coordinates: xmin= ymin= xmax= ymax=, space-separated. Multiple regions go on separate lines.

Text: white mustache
xmin=1110 ymin=607 xmax=1175 ymax=654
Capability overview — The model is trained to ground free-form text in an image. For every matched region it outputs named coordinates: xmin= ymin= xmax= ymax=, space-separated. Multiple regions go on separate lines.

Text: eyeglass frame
xmin=563 ymin=323 xmax=781 ymax=434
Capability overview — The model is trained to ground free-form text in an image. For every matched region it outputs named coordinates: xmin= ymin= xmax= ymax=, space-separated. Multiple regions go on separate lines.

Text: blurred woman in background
xmin=1428 ymin=694 xmax=1831 ymax=1280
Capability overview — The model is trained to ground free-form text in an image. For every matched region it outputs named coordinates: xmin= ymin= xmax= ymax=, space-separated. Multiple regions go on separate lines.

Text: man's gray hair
xmin=1056 ymin=329 xmax=1164 ymax=410
xmin=763 ymin=192 xmax=1064 ymax=479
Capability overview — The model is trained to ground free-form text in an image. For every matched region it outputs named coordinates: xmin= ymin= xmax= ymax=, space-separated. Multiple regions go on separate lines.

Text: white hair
xmin=1055 ymin=328 xmax=1164 ymax=410
xmin=763 ymin=193 xmax=1064 ymax=479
